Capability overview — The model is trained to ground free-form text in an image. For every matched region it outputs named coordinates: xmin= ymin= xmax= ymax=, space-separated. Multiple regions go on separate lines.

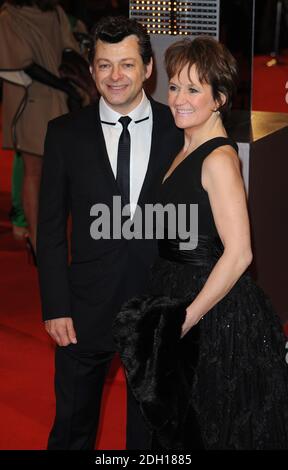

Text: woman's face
xmin=168 ymin=63 xmax=219 ymax=131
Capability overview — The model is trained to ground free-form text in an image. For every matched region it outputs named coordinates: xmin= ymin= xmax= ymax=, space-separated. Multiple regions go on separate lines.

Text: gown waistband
xmin=158 ymin=235 xmax=223 ymax=266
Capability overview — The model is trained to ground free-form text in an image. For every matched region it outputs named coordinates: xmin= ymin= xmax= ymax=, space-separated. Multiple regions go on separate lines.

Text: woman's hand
xmin=181 ymin=306 xmax=201 ymax=338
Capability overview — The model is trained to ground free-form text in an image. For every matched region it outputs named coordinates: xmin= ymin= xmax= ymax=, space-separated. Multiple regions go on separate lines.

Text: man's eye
xmin=123 ymin=63 xmax=134 ymax=68
xmin=99 ymin=64 xmax=110 ymax=69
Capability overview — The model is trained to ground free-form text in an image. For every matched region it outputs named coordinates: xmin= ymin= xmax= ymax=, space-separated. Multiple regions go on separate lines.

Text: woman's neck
xmin=183 ymin=115 xmax=227 ymax=154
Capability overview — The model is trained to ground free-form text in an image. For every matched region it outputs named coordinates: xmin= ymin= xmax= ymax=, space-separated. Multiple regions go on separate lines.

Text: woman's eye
xmin=189 ymin=88 xmax=198 ymax=93
xmin=169 ymin=85 xmax=177 ymax=91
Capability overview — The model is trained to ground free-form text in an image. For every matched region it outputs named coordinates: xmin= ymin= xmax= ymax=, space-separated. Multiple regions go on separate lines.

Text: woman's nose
xmin=174 ymin=89 xmax=187 ymax=105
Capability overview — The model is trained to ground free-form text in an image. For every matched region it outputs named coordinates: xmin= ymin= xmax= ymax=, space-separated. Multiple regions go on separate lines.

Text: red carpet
xmin=253 ymin=53 xmax=288 ymax=112
xmin=0 ymin=137 xmax=126 ymax=450
xmin=1 ymin=53 xmax=288 ymax=450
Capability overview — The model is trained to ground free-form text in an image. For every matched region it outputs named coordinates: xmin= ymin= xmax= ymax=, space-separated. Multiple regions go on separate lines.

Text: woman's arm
xmin=182 ymin=145 xmax=253 ymax=336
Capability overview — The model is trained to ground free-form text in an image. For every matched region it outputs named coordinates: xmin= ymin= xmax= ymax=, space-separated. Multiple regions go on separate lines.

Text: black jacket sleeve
xmin=25 ymin=62 xmax=82 ymax=106
xmin=37 ymin=121 xmax=71 ymax=321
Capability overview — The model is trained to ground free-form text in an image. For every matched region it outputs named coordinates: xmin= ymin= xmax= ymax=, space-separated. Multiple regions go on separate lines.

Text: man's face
xmin=90 ymin=35 xmax=152 ymax=114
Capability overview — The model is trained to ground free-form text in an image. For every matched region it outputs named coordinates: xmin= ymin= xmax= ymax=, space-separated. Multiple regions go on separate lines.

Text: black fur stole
xmin=113 ymin=295 xmax=204 ymax=450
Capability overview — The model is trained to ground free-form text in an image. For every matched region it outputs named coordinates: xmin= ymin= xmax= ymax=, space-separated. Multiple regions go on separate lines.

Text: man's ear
xmin=89 ymin=65 xmax=95 ymax=80
xmin=144 ymin=57 xmax=153 ymax=80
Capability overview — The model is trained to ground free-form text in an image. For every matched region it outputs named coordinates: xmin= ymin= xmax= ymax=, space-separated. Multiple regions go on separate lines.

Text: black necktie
xmin=116 ymin=116 xmax=131 ymax=207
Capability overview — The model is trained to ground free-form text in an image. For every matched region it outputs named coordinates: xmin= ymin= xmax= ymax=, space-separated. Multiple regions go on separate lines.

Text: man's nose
xmin=110 ymin=65 xmax=122 ymax=81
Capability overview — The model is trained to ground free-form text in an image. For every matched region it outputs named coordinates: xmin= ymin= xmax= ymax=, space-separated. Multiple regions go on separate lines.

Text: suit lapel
xmin=92 ymin=102 xmax=120 ymax=195
xmin=137 ymin=98 xmax=164 ymax=208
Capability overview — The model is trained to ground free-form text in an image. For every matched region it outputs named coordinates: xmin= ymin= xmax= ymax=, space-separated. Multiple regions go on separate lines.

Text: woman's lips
xmin=175 ymin=109 xmax=194 ymax=115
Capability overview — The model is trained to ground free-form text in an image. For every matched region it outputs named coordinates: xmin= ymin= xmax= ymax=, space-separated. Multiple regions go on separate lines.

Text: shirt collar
xmin=99 ymin=90 xmax=151 ymax=126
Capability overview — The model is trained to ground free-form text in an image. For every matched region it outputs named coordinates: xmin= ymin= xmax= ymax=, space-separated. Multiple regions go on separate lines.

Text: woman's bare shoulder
xmin=203 ymin=144 xmax=240 ymax=172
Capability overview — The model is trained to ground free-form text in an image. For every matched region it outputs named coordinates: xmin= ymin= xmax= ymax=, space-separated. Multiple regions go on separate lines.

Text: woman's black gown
xmin=113 ymin=137 xmax=288 ymax=450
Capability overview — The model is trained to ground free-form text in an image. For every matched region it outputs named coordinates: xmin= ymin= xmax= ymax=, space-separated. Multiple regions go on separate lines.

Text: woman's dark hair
xmin=165 ymin=36 xmax=238 ymax=118
xmin=88 ymin=16 xmax=153 ymax=66
xmin=6 ymin=0 xmax=58 ymax=11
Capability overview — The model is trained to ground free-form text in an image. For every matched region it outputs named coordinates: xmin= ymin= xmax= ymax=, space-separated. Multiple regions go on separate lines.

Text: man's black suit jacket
xmin=37 ymin=98 xmax=183 ymax=351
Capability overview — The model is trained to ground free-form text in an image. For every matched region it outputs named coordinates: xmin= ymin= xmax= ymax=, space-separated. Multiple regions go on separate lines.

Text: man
xmin=37 ymin=16 xmax=183 ymax=450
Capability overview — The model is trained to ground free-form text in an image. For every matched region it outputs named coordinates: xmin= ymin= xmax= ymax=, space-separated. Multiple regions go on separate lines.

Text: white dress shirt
xmin=99 ymin=90 xmax=153 ymax=217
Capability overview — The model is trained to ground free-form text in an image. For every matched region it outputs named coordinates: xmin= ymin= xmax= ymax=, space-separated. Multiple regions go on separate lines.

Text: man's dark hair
xmin=6 ymin=0 xmax=58 ymax=11
xmin=88 ymin=16 xmax=153 ymax=66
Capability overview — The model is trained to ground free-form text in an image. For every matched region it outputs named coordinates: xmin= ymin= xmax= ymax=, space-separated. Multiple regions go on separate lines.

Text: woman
xmin=0 ymin=0 xmax=79 ymax=253
xmin=113 ymin=37 xmax=288 ymax=450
